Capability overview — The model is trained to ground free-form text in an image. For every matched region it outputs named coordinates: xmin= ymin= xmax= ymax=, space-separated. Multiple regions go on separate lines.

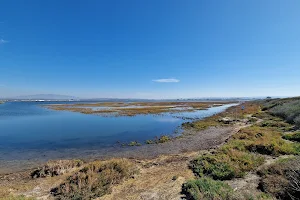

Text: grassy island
xmin=46 ymin=101 xmax=236 ymax=116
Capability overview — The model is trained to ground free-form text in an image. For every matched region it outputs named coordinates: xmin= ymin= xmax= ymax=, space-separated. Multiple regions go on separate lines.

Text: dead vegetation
xmin=258 ymin=156 xmax=300 ymax=199
xmin=51 ymin=159 xmax=138 ymax=200
xmin=31 ymin=160 xmax=84 ymax=179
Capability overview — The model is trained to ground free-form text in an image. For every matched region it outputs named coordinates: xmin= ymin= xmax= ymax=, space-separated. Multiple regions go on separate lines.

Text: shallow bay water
xmin=0 ymin=102 xmax=235 ymax=163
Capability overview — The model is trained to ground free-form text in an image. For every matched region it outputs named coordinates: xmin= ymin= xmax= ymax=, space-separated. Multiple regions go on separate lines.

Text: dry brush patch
xmin=0 ymin=195 xmax=37 ymax=200
xmin=50 ymin=159 xmax=138 ymax=200
xmin=257 ymin=156 xmax=300 ymax=199
xmin=30 ymin=160 xmax=84 ymax=179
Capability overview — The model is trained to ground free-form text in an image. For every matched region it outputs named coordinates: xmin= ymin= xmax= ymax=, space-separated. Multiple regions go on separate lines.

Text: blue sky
xmin=0 ymin=0 xmax=300 ymax=99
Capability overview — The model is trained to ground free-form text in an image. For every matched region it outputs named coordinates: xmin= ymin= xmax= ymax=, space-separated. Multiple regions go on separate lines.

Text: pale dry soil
xmin=99 ymin=153 xmax=197 ymax=200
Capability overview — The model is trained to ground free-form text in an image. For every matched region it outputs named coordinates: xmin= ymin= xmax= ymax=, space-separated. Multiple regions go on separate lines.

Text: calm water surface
xmin=0 ymin=102 xmax=235 ymax=161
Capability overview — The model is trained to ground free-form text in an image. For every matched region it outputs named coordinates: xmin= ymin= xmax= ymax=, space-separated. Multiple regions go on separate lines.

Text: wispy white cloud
xmin=152 ymin=78 xmax=180 ymax=83
xmin=0 ymin=39 xmax=8 ymax=44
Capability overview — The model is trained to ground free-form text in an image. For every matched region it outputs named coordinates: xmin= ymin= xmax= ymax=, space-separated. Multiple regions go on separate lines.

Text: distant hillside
xmin=10 ymin=94 xmax=79 ymax=100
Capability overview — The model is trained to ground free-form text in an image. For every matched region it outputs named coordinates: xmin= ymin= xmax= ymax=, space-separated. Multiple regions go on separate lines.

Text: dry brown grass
xmin=31 ymin=159 xmax=83 ymax=178
xmin=0 ymin=160 xmax=85 ymax=199
xmin=0 ymin=172 xmax=37 ymax=199
xmin=51 ymin=159 xmax=138 ymax=200
xmin=258 ymin=156 xmax=300 ymax=199
xmin=0 ymin=195 xmax=36 ymax=200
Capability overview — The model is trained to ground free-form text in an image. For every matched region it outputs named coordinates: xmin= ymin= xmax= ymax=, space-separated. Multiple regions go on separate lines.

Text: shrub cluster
xmin=128 ymin=141 xmax=141 ymax=146
xmin=51 ymin=159 xmax=138 ymax=200
xmin=233 ymin=126 xmax=300 ymax=156
xmin=262 ymin=98 xmax=300 ymax=127
xmin=182 ymin=177 xmax=234 ymax=200
xmin=257 ymin=157 xmax=300 ymax=200
xmin=258 ymin=120 xmax=293 ymax=131
xmin=190 ymin=149 xmax=264 ymax=181
xmin=190 ymin=125 xmax=300 ymax=182
xmin=31 ymin=160 xmax=83 ymax=178
xmin=283 ymin=132 xmax=300 ymax=142
xmin=145 ymin=135 xmax=171 ymax=144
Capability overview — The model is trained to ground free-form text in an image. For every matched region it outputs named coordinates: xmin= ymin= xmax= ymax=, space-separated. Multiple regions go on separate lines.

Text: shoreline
xmin=0 ymin=103 xmax=238 ymax=174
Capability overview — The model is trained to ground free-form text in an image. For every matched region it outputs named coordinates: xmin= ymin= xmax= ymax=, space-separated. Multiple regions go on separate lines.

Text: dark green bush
xmin=295 ymin=116 xmax=300 ymax=127
xmin=190 ymin=155 xmax=235 ymax=180
xmin=182 ymin=178 xmax=234 ymax=200
xmin=128 ymin=141 xmax=141 ymax=146
xmin=157 ymin=135 xmax=170 ymax=143
xmin=190 ymin=150 xmax=264 ymax=180
xmin=268 ymin=99 xmax=300 ymax=124
xmin=258 ymin=120 xmax=293 ymax=131
xmin=145 ymin=139 xmax=154 ymax=144
xmin=283 ymin=132 xmax=300 ymax=142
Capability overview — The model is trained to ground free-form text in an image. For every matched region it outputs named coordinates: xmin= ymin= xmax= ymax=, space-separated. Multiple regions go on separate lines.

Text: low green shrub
xmin=233 ymin=126 xmax=300 ymax=156
xmin=190 ymin=150 xmax=264 ymax=180
xmin=128 ymin=141 xmax=141 ymax=146
xmin=283 ymin=132 xmax=300 ymax=142
xmin=156 ymin=135 xmax=170 ymax=143
xmin=182 ymin=177 xmax=234 ymax=200
xmin=145 ymin=139 xmax=154 ymax=144
xmin=145 ymin=135 xmax=171 ymax=145
xmin=258 ymin=120 xmax=293 ymax=131
xmin=190 ymin=125 xmax=300 ymax=182
xmin=295 ymin=116 xmax=300 ymax=127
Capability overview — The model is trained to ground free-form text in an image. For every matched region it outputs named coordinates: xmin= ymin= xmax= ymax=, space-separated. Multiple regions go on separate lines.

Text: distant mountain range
xmin=7 ymin=94 xmax=79 ymax=100
xmin=1 ymin=94 xmax=281 ymax=101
